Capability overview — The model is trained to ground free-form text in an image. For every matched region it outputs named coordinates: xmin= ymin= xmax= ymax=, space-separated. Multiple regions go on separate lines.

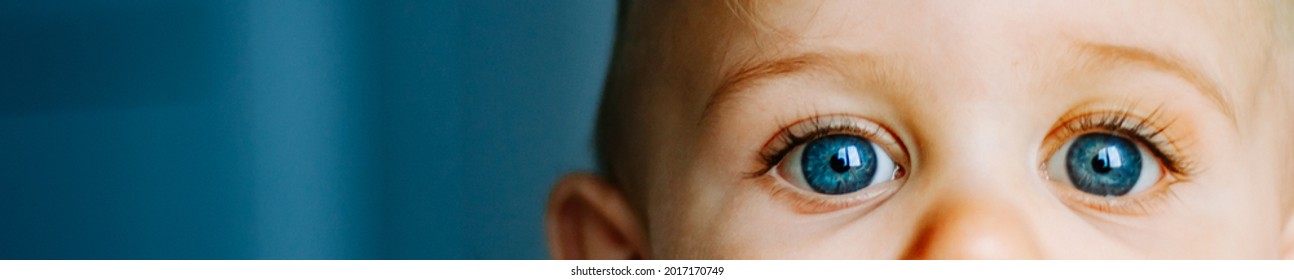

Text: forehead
xmin=645 ymin=0 xmax=1272 ymax=114
xmin=707 ymin=0 xmax=1266 ymax=56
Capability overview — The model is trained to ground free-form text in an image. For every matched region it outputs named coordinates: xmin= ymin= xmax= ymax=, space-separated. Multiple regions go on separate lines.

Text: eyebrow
xmin=701 ymin=54 xmax=818 ymax=124
xmin=701 ymin=44 xmax=1235 ymax=125
xmin=1070 ymin=43 xmax=1235 ymax=123
xmin=701 ymin=52 xmax=910 ymax=123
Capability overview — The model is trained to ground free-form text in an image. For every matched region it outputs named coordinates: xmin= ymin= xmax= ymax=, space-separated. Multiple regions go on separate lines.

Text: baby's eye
xmin=1045 ymin=133 xmax=1163 ymax=197
xmin=777 ymin=134 xmax=900 ymax=195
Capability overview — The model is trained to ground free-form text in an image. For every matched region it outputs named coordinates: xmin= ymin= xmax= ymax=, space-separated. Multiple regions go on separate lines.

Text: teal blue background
xmin=0 ymin=0 xmax=614 ymax=259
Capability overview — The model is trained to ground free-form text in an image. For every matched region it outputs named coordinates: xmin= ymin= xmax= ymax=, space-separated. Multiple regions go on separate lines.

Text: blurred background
xmin=0 ymin=0 xmax=613 ymax=259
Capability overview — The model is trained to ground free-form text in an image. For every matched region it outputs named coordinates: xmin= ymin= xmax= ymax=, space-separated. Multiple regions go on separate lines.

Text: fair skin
xmin=548 ymin=0 xmax=1294 ymax=259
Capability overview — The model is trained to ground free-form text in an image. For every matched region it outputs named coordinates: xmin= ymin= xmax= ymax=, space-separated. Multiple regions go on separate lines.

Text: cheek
xmin=1195 ymin=123 xmax=1284 ymax=256
xmin=676 ymin=194 xmax=825 ymax=258
xmin=658 ymin=176 xmax=907 ymax=259
xmin=1202 ymin=149 xmax=1285 ymax=256
xmin=649 ymin=175 xmax=804 ymax=258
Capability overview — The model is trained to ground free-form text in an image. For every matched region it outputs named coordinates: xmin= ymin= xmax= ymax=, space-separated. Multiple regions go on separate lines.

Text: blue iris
xmin=801 ymin=135 xmax=877 ymax=195
xmin=1065 ymin=133 xmax=1142 ymax=196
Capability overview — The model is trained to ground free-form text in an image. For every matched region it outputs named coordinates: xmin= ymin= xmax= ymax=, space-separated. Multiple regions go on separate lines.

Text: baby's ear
xmin=545 ymin=172 xmax=648 ymax=259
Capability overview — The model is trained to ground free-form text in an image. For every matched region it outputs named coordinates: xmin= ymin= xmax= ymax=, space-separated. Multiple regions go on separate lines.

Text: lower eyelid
xmin=1053 ymin=179 xmax=1180 ymax=216
xmin=1041 ymin=157 xmax=1178 ymax=216
xmin=757 ymin=172 xmax=903 ymax=214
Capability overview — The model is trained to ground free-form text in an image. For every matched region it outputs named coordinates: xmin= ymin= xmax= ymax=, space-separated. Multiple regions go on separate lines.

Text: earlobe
xmin=545 ymin=172 xmax=649 ymax=259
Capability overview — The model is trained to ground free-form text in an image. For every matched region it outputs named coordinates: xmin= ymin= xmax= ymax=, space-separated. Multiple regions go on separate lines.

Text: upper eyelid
xmin=778 ymin=115 xmax=898 ymax=148
xmin=1045 ymin=109 xmax=1193 ymax=176
xmin=754 ymin=115 xmax=906 ymax=177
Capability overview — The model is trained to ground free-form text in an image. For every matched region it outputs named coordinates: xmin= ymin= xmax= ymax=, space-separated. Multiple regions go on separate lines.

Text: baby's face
xmin=620 ymin=0 xmax=1293 ymax=258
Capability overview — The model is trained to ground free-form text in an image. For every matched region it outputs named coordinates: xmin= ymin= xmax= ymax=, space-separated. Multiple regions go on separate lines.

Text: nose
xmin=901 ymin=193 xmax=1044 ymax=259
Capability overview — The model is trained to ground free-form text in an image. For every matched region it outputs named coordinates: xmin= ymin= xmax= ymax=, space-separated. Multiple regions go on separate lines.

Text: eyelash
xmin=1046 ymin=106 xmax=1195 ymax=178
xmin=745 ymin=115 xmax=903 ymax=213
xmin=749 ymin=115 xmax=891 ymax=178
xmin=1043 ymin=106 xmax=1196 ymax=214
xmin=748 ymin=106 xmax=1195 ymax=215
xmin=750 ymin=110 xmax=1193 ymax=178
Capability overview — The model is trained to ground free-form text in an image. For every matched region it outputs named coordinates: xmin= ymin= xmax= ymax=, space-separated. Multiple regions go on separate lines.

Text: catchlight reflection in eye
xmin=1046 ymin=133 xmax=1161 ymax=197
xmin=783 ymin=134 xmax=899 ymax=195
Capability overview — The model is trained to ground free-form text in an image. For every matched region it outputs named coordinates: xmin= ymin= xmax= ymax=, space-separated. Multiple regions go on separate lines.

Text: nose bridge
xmin=898 ymin=104 xmax=1045 ymax=259
xmin=914 ymin=99 xmax=1033 ymax=191
xmin=898 ymin=162 xmax=1047 ymax=259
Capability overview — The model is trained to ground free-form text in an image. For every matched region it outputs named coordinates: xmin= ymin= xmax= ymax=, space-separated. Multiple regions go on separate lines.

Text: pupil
xmin=830 ymin=149 xmax=852 ymax=173
xmin=1090 ymin=155 xmax=1113 ymax=174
